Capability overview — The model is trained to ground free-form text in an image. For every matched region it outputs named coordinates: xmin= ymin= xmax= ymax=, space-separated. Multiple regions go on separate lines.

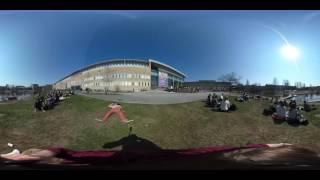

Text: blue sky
xmin=0 ymin=10 xmax=319 ymax=86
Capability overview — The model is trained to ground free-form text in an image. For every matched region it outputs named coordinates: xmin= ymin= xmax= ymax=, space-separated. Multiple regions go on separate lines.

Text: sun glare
xmin=280 ymin=44 xmax=300 ymax=61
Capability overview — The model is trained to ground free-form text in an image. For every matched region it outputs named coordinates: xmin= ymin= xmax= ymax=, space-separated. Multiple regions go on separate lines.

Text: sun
xmin=280 ymin=44 xmax=300 ymax=61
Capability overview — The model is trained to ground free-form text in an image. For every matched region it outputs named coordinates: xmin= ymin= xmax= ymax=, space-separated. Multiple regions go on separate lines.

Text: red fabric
xmin=46 ymin=144 xmax=269 ymax=165
xmin=272 ymin=114 xmax=286 ymax=120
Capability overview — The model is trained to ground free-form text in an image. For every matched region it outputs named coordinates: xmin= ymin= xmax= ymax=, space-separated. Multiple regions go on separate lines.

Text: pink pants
xmin=102 ymin=108 xmax=128 ymax=123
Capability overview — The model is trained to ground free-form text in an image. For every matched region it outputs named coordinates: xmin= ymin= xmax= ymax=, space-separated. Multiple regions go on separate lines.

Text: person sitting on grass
xmin=55 ymin=92 xmax=60 ymax=103
xmin=304 ymin=101 xmax=311 ymax=112
xmin=229 ymin=103 xmax=237 ymax=111
xmin=96 ymin=102 xmax=134 ymax=124
xmin=34 ymin=96 xmax=43 ymax=112
xmin=46 ymin=96 xmax=54 ymax=110
xmin=272 ymin=101 xmax=287 ymax=121
xmin=287 ymin=100 xmax=308 ymax=125
xmin=237 ymin=96 xmax=244 ymax=102
xmin=220 ymin=93 xmax=224 ymax=101
xmin=207 ymin=93 xmax=212 ymax=106
xmin=243 ymin=92 xmax=249 ymax=101
xmin=262 ymin=100 xmax=279 ymax=116
xmin=220 ymin=97 xmax=231 ymax=112
xmin=209 ymin=94 xmax=218 ymax=109
xmin=43 ymin=98 xmax=50 ymax=111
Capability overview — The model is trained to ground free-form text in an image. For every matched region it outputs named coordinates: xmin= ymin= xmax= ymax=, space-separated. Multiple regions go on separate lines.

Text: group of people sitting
xmin=207 ymin=93 xmax=236 ymax=112
xmin=264 ymin=99 xmax=309 ymax=125
xmin=34 ymin=90 xmax=74 ymax=112
xmin=236 ymin=91 xmax=250 ymax=102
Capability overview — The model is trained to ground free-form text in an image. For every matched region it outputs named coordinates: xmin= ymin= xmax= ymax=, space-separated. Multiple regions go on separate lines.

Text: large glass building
xmin=53 ymin=59 xmax=186 ymax=92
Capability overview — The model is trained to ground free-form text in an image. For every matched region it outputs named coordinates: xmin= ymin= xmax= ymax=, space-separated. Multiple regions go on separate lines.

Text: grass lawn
xmin=1 ymin=95 xmax=320 ymax=153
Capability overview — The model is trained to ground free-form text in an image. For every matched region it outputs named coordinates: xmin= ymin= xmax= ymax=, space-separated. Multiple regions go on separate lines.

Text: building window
xmin=95 ymin=76 xmax=103 ymax=80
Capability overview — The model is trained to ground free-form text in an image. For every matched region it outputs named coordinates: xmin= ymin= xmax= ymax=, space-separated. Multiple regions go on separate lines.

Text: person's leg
xmin=99 ymin=109 xmax=115 ymax=123
xmin=115 ymin=109 xmax=133 ymax=123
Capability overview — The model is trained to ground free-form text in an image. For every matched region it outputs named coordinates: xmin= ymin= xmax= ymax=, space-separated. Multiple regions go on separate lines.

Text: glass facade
xmin=151 ymin=69 xmax=184 ymax=89
xmin=151 ymin=68 xmax=159 ymax=88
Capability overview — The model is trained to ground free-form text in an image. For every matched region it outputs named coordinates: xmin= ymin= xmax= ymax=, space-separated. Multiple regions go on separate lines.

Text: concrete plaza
xmin=78 ymin=90 xmax=232 ymax=104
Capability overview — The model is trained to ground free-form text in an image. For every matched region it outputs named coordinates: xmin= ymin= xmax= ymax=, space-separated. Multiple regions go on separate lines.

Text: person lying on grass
xmin=96 ymin=102 xmax=133 ymax=124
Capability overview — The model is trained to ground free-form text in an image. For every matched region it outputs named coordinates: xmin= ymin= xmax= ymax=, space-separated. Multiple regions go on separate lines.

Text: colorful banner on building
xmin=158 ymin=71 xmax=168 ymax=88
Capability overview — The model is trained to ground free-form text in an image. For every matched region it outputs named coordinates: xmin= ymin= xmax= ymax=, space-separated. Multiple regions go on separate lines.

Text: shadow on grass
xmin=103 ymin=134 xmax=163 ymax=152
xmin=287 ymin=121 xmax=309 ymax=127
xmin=272 ymin=119 xmax=286 ymax=125
xmin=272 ymin=118 xmax=309 ymax=127
xmin=203 ymin=103 xmax=215 ymax=109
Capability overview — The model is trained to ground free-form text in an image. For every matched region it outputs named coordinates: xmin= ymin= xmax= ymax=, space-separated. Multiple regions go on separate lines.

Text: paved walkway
xmin=78 ymin=91 xmax=232 ymax=105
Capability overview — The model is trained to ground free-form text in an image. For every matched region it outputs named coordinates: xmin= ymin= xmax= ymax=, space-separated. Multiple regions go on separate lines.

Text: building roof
xmin=149 ymin=59 xmax=187 ymax=78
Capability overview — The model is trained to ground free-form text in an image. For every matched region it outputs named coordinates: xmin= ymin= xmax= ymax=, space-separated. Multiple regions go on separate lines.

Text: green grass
xmin=1 ymin=95 xmax=320 ymax=153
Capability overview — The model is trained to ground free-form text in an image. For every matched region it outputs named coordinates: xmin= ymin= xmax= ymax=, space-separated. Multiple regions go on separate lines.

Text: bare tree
xmin=246 ymin=79 xmax=250 ymax=86
xmin=273 ymin=77 xmax=278 ymax=85
xmin=283 ymin=79 xmax=290 ymax=87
